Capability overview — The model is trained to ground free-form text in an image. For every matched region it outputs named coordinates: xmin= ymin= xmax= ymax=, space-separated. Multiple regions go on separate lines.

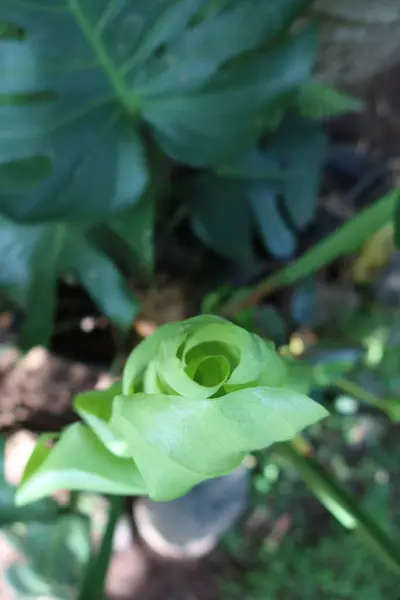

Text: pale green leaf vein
xmin=68 ymin=0 xmax=137 ymax=113
xmin=95 ymin=0 xmax=120 ymax=34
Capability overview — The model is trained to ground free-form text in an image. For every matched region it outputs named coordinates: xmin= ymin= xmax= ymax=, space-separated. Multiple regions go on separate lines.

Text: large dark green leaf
xmin=249 ymin=184 xmax=295 ymax=257
xmin=144 ymin=28 xmax=317 ymax=165
xmin=0 ymin=1 xmax=316 ymax=222
xmin=135 ymin=0 xmax=309 ymax=97
xmin=0 ymin=0 xmax=153 ymax=221
xmin=243 ymin=150 xmax=295 ymax=257
xmin=265 ymin=115 xmax=328 ymax=228
xmin=191 ymin=175 xmax=255 ymax=266
xmin=192 ymin=147 xmax=296 ymax=264
xmin=0 ymin=215 xmax=138 ymax=349
xmin=109 ymin=196 xmax=155 ymax=273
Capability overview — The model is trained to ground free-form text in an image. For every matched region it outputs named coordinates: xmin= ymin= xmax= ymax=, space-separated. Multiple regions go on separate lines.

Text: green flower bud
xmin=123 ymin=315 xmax=286 ymax=396
xmin=16 ymin=316 xmax=327 ymax=505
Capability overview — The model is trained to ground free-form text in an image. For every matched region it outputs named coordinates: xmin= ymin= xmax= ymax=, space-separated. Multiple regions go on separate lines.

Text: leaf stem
xmin=67 ymin=491 xmax=80 ymax=513
xmin=276 ymin=441 xmax=400 ymax=572
xmin=77 ymin=495 xmax=123 ymax=600
xmin=336 ymin=378 xmax=396 ymax=419
xmin=20 ymin=224 xmax=67 ymax=350
xmin=336 ymin=378 xmax=382 ymax=410
xmin=220 ymin=189 xmax=399 ymax=317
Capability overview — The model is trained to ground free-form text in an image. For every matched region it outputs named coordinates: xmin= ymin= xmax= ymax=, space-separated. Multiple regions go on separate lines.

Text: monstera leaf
xmin=0 ymin=214 xmax=138 ymax=348
xmin=191 ymin=117 xmax=327 ymax=264
xmin=264 ymin=114 xmax=328 ymax=228
xmin=0 ymin=0 xmax=316 ymax=221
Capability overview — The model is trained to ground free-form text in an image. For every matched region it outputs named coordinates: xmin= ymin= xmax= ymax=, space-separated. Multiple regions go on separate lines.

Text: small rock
xmin=5 ymin=430 xmax=37 ymax=487
xmin=113 ymin=516 xmax=134 ymax=553
xmin=134 ymin=468 xmax=251 ymax=559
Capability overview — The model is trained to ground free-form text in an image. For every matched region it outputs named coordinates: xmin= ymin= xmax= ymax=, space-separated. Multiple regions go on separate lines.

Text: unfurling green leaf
xmin=17 ymin=316 xmax=327 ymax=505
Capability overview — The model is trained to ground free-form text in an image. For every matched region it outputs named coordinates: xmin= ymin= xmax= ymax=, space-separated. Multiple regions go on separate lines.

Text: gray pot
xmin=134 ymin=467 xmax=251 ymax=559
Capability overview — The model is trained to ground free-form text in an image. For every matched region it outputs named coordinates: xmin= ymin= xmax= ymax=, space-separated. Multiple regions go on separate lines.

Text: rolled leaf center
xmin=186 ymin=355 xmax=230 ymax=388
xmin=184 ymin=341 xmax=238 ymax=370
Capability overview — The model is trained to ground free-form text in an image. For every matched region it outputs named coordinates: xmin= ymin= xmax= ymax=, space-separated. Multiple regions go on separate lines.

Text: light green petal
xmin=122 ymin=321 xmax=183 ymax=394
xmin=186 ymin=354 xmax=230 ymax=388
xmin=183 ymin=321 xmax=272 ymax=387
xmin=181 ymin=314 xmax=227 ymax=328
xmin=110 ymin=406 xmax=208 ymax=501
xmin=217 ymin=387 xmax=328 ymax=449
xmin=142 ymin=358 xmax=166 ymax=394
xmin=112 ymin=389 xmax=328 ymax=482
xmin=122 ymin=315 xmax=223 ymax=394
xmin=74 ymin=382 xmax=130 ymax=457
xmin=158 ymin=335 xmax=225 ymax=399
xmin=16 ymin=424 xmax=146 ymax=506
xmin=257 ymin=339 xmax=288 ymax=388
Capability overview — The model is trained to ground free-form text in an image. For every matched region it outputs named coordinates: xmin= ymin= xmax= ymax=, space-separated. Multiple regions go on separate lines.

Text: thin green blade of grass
xmin=276 ymin=441 xmax=400 ymax=573
xmin=77 ymin=495 xmax=123 ymax=600
xmin=222 ymin=188 xmax=399 ymax=316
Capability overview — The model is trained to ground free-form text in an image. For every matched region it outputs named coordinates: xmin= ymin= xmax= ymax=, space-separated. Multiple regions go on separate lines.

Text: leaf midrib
xmin=68 ymin=0 xmax=139 ymax=114
xmin=7 ymin=1 xmax=140 ymax=120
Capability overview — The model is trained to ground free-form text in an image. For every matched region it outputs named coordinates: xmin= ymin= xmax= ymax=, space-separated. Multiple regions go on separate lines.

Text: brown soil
xmin=0 ymin=346 xmax=104 ymax=432
xmin=107 ymin=547 xmax=224 ymax=600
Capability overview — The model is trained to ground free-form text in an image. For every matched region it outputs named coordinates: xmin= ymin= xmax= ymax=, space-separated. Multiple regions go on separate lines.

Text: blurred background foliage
xmin=0 ymin=1 xmax=400 ymax=599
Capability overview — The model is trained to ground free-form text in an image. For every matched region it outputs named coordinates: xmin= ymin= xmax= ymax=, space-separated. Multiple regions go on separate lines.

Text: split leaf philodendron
xmin=16 ymin=316 xmax=328 ymax=505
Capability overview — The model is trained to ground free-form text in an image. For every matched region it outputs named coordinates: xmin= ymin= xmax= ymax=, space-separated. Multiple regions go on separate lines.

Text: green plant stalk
xmin=337 ymin=378 xmax=400 ymax=421
xmin=77 ymin=495 xmax=123 ymax=600
xmin=76 ymin=328 xmax=128 ymax=600
xmin=221 ymin=189 xmax=399 ymax=316
xmin=20 ymin=224 xmax=66 ymax=350
xmin=67 ymin=491 xmax=80 ymax=513
xmin=336 ymin=378 xmax=390 ymax=414
xmin=276 ymin=441 xmax=400 ymax=573
xmin=0 ymin=505 xmax=61 ymax=528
